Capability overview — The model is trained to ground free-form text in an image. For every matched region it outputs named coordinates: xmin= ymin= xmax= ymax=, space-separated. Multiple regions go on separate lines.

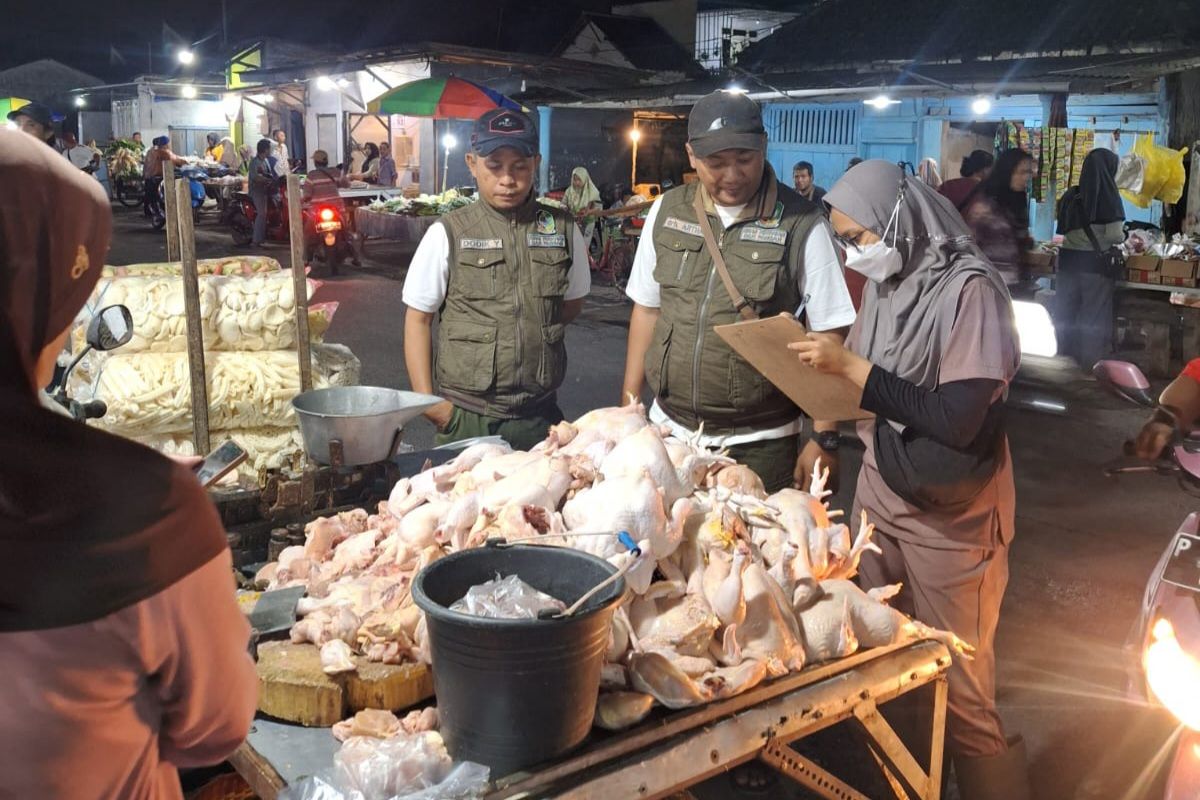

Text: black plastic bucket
xmin=412 ymin=542 xmax=625 ymax=777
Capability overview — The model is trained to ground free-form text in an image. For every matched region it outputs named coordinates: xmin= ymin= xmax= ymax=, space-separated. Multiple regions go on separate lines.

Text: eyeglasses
xmin=832 ymin=230 xmax=868 ymax=253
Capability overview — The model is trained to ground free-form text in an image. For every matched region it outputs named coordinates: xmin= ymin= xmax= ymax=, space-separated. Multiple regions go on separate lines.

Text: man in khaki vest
xmin=403 ymin=109 xmax=590 ymax=450
xmin=622 ymin=91 xmax=856 ymax=492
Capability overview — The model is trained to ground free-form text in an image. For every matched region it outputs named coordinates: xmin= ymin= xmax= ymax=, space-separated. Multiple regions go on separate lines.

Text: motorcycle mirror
xmin=87 ymin=305 xmax=134 ymax=351
xmin=1093 ymin=359 xmax=1156 ymax=407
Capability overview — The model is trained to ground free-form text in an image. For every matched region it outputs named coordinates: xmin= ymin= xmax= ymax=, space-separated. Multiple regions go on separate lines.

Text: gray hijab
xmin=827 ymin=160 xmax=1016 ymax=391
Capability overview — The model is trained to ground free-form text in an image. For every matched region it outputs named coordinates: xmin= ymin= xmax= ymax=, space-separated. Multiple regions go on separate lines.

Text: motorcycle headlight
xmin=1145 ymin=618 xmax=1200 ymax=731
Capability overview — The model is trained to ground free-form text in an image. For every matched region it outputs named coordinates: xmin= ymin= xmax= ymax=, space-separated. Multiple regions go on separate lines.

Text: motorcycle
xmin=146 ymin=164 xmax=207 ymax=231
xmin=220 ymin=177 xmax=352 ymax=275
xmin=49 ymin=304 xmax=134 ymax=421
xmin=1094 ymin=359 xmax=1200 ymax=798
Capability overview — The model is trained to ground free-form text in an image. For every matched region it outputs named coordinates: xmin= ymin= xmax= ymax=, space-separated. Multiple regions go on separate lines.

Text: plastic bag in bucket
xmin=412 ymin=542 xmax=626 ymax=778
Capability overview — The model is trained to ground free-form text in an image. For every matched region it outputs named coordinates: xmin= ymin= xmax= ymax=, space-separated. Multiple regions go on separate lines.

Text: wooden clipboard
xmin=715 ymin=314 xmax=871 ymax=422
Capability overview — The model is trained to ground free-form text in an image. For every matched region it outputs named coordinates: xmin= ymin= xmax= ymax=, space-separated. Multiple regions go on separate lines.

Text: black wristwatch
xmin=814 ymin=430 xmax=842 ymax=452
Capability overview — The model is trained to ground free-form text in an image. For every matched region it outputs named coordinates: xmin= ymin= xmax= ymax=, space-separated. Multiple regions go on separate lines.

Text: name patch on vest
xmin=739 ymin=226 xmax=788 ymax=245
xmin=526 ymin=233 xmax=567 ymax=248
xmin=460 ymin=238 xmax=504 ymax=250
xmin=663 ymin=216 xmax=702 ymax=237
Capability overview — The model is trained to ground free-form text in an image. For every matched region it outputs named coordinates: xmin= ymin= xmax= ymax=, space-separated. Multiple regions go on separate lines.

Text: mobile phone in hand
xmin=194 ymin=439 xmax=248 ymax=487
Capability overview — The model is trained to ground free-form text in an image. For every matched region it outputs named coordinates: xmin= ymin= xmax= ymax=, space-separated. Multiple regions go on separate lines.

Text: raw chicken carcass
xmin=332 ymin=709 xmax=403 ymax=742
xmin=628 ymin=651 xmax=767 ymax=710
xmin=563 ymin=472 xmax=688 ymax=562
xmin=629 ymin=592 xmax=719 ymax=658
xmin=717 ymin=560 xmax=806 ymax=677
xmin=798 ymin=579 xmax=975 ymax=662
xmin=713 ymin=464 xmax=767 ymax=499
xmin=399 ymin=707 xmax=439 ymax=734
xmin=600 ymin=426 xmax=697 ymax=505
xmin=320 ymin=639 xmax=357 ymax=675
xmin=542 ymin=400 xmax=649 ymax=455
xmin=595 ymin=691 xmax=656 ymax=730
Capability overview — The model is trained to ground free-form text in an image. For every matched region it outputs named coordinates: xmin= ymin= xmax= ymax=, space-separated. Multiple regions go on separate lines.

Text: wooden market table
xmin=230 ymin=638 xmax=951 ymax=800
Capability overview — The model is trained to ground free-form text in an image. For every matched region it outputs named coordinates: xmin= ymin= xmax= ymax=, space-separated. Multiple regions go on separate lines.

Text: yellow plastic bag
xmin=1121 ymin=134 xmax=1188 ymax=208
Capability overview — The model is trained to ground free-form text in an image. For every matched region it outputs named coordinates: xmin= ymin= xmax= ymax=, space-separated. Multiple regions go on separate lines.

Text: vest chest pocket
xmin=438 ymin=319 xmax=497 ymax=393
xmin=453 ymin=249 xmax=505 ymax=299
xmin=728 ymin=240 xmax=788 ymax=303
xmin=529 ymin=248 xmax=571 ymax=297
xmin=652 ymin=236 xmax=704 ymax=288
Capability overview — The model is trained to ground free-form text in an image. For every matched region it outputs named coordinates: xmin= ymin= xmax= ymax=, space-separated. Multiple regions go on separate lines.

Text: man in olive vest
xmin=622 ymin=91 xmax=856 ymax=492
xmin=403 ymin=109 xmax=591 ymax=450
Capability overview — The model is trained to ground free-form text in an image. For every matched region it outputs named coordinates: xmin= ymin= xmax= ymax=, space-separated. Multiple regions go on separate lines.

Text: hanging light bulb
xmin=972 ymin=96 xmax=993 ymax=115
xmin=316 ymin=76 xmax=336 ymax=91
xmin=442 ymin=133 xmax=458 ymax=150
xmin=181 ymin=85 xmax=197 ymax=99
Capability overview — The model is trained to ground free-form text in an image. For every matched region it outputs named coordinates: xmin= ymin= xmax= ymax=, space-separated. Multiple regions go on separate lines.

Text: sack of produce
xmin=101 ymin=255 xmax=283 ymax=277
xmin=136 ymin=426 xmax=307 ymax=478
xmin=76 ymin=343 xmax=361 ymax=437
xmin=82 ymin=273 xmax=334 ymax=352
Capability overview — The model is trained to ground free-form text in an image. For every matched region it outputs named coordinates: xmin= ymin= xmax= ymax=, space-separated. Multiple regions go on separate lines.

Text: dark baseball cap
xmin=7 ymin=101 xmax=55 ymax=128
xmin=687 ymin=91 xmax=767 ymax=157
xmin=471 ymin=108 xmax=538 ymax=157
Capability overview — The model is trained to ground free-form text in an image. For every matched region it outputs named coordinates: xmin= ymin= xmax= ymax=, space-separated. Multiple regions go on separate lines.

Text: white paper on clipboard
xmin=715 ymin=314 xmax=871 ymax=422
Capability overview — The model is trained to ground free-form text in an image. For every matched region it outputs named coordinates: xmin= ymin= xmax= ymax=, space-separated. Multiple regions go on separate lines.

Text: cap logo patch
xmin=489 ymin=113 xmax=525 ymax=134
xmin=70 ymin=245 xmax=89 ymax=280
xmin=535 ymin=210 xmax=556 ymax=235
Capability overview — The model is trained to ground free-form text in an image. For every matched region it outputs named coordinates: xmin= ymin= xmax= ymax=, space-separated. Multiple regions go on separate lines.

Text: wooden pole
xmin=176 ymin=179 xmax=211 ymax=455
xmin=163 ymin=161 xmax=181 ymax=261
xmin=286 ymin=173 xmax=313 ymax=392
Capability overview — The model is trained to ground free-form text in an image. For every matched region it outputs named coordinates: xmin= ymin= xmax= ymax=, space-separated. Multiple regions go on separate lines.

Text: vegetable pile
xmin=366 ymin=189 xmax=476 ymax=216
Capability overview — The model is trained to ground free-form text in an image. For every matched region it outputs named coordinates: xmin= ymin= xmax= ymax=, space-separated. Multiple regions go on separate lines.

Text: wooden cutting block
xmin=256 ymin=641 xmax=434 ymax=727
xmin=256 ymin=641 xmax=345 ymax=727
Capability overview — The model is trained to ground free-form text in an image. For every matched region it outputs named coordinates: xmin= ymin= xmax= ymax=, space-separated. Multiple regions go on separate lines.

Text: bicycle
xmin=587 ymin=216 xmax=636 ymax=290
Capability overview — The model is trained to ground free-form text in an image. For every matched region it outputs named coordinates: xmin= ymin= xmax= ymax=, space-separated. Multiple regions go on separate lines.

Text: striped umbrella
xmin=367 ymin=77 xmax=524 ymax=119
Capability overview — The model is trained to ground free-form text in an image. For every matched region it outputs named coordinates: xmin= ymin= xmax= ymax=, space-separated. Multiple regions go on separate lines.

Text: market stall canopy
xmin=367 ymin=76 xmax=525 ymax=118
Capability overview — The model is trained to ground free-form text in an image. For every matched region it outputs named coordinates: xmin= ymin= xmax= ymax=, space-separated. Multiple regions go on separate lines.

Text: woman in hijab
xmin=0 ymin=130 xmax=257 ymax=799
xmin=962 ymin=149 xmax=1034 ymax=287
xmin=791 ymin=160 xmax=1028 ymax=800
xmin=1054 ymin=148 xmax=1125 ymax=368
xmin=564 ymin=166 xmax=602 ymax=244
xmin=352 ymin=142 xmax=381 ymax=184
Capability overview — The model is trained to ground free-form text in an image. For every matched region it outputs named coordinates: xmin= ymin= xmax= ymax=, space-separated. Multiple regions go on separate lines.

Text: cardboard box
xmin=1160 ymin=258 xmax=1198 ymax=280
xmin=1127 ymin=269 xmax=1162 ymax=284
xmin=1125 ymin=254 xmax=1162 ymax=273
xmin=1159 ymin=274 xmax=1197 ymax=288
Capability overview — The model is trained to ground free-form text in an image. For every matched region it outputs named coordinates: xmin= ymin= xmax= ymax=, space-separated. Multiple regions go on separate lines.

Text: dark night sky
xmin=0 ymin=0 xmax=628 ymax=83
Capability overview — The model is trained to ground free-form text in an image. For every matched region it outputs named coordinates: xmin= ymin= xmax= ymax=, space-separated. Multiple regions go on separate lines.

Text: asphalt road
xmin=107 ymin=203 xmax=1184 ymax=800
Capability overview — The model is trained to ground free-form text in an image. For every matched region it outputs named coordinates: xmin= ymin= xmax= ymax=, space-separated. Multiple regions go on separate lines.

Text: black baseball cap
xmin=7 ymin=101 xmax=55 ymax=129
xmin=688 ymin=91 xmax=767 ymax=157
xmin=471 ymin=108 xmax=538 ymax=157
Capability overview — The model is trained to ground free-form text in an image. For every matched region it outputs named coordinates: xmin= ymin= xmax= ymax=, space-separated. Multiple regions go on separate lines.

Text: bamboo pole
xmin=176 ymin=179 xmax=211 ymax=454
xmin=286 ymin=174 xmax=313 ymax=392
xmin=163 ymin=161 xmax=181 ymax=261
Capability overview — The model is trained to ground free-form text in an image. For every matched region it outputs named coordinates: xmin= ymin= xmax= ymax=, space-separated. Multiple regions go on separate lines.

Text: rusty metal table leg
xmin=853 ymin=699 xmax=936 ymax=800
xmin=760 ymin=739 xmax=872 ymax=800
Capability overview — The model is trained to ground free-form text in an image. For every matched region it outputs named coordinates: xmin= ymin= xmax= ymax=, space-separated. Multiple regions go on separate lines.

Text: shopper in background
xmin=791 ymin=159 xmax=1027 ymax=800
xmin=962 ymin=149 xmax=1034 ymax=287
xmin=939 ymin=149 xmax=995 ymax=210
xmin=0 ymin=128 xmax=257 ymax=800
xmin=271 ymin=128 xmax=291 ymax=174
xmin=143 ymin=135 xmax=187 ymax=215
xmin=377 ymin=141 xmax=398 ymax=187
xmin=303 ymin=149 xmax=350 ymax=203
xmin=61 ymin=132 xmax=97 ymax=173
xmin=248 ymin=138 xmax=277 ymax=247
xmin=1054 ymin=148 xmax=1125 ymax=369
xmin=7 ymin=102 xmax=58 ymax=147
xmin=564 ymin=166 xmax=602 ymax=244
xmin=792 ymin=160 xmax=827 ymax=204
xmin=351 ymin=143 xmax=381 ymax=184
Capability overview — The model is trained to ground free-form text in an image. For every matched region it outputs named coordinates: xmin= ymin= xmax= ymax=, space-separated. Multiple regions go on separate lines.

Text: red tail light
xmin=319 ymin=207 xmax=335 ymax=222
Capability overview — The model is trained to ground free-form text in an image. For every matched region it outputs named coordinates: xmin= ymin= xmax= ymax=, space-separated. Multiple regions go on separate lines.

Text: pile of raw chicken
xmin=255 ymin=401 xmax=971 ymax=731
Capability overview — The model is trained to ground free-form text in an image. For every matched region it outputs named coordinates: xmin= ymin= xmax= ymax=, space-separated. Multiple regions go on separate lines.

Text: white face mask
xmin=843 ymin=196 xmax=904 ymax=282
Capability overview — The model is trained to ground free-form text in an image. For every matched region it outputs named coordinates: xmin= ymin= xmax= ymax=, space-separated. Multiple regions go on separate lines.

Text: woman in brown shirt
xmin=0 ymin=129 xmax=258 ymax=800
xmin=791 ymin=160 xmax=1028 ymax=800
